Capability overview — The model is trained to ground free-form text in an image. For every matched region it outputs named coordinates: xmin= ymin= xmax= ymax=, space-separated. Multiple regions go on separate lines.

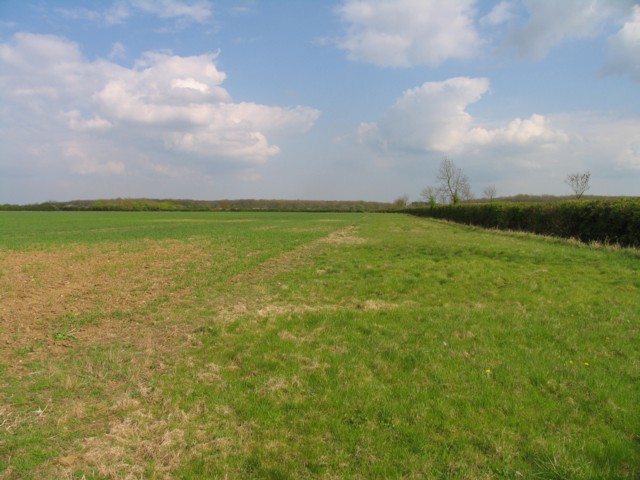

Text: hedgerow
xmin=403 ymin=199 xmax=640 ymax=247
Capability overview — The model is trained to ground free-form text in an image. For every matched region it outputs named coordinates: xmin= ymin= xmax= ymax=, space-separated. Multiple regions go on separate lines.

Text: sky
xmin=1 ymin=0 xmax=639 ymax=204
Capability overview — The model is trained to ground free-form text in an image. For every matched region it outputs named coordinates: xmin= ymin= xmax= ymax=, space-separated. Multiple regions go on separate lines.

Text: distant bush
xmin=403 ymin=199 xmax=640 ymax=247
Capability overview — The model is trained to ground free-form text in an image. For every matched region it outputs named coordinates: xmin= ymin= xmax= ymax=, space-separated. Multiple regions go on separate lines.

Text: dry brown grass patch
xmin=2 ymin=223 xmax=370 ymax=478
xmin=319 ymin=226 xmax=366 ymax=245
xmin=0 ymin=240 xmax=211 ymax=371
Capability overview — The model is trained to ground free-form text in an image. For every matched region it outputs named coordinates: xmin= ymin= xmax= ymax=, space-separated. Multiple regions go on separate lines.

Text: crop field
xmin=0 ymin=211 xmax=638 ymax=479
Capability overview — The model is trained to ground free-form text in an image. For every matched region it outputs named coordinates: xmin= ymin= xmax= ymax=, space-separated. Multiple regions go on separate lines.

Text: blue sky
xmin=1 ymin=0 xmax=639 ymax=204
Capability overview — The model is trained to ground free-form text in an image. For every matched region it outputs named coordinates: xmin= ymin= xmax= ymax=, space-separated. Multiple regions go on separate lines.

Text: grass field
xmin=0 ymin=211 xmax=638 ymax=479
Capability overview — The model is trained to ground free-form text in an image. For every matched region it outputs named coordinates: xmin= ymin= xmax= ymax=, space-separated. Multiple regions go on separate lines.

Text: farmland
xmin=1 ymin=211 xmax=638 ymax=479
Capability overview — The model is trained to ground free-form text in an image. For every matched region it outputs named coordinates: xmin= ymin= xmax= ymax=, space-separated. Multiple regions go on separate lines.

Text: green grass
xmin=0 ymin=211 xmax=638 ymax=479
xmin=0 ymin=211 xmax=343 ymax=249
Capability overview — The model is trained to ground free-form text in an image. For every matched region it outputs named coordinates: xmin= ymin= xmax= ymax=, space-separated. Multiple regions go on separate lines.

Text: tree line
xmin=409 ymin=157 xmax=592 ymax=206
xmin=0 ymin=198 xmax=393 ymax=212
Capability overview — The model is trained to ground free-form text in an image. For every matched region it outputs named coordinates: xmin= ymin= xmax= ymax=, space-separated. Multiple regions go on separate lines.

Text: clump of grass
xmin=52 ymin=329 xmax=77 ymax=341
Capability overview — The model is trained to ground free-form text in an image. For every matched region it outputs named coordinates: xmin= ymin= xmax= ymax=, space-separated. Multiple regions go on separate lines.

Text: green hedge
xmin=402 ymin=199 xmax=640 ymax=247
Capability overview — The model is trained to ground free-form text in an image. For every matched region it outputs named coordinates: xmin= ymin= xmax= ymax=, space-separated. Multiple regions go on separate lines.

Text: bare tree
xmin=483 ymin=185 xmax=497 ymax=201
xmin=420 ymin=186 xmax=438 ymax=206
xmin=565 ymin=171 xmax=591 ymax=199
xmin=393 ymin=194 xmax=410 ymax=208
xmin=436 ymin=157 xmax=473 ymax=204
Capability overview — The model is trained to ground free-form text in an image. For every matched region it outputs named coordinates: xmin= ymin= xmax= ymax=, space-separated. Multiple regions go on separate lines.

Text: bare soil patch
xmin=0 ymin=240 xmax=210 ymax=371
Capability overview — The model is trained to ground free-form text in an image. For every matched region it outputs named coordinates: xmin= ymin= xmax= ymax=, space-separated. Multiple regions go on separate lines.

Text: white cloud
xmin=0 ymin=32 xmax=116 ymax=102
xmin=108 ymin=42 xmax=127 ymax=61
xmin=352 ymin=78 xmax=640 ymax=197
xmin=334 ymin=0 xmax=480 ymax=67
xmin=104 ymin=2 xmax=132 ymax=25
xmin=163 ymin=103 xmax=319 ymax=161
xmin=508 ymin=0 xmax=634 ymax=59
xmin=560 ymin=113 xmax=640 ymax=170
xmin=63 ymin=144 xmax=125 ymax=175
xmin=94 ymin=51 xmax=232 ymax=124
xmin=130 ymin=0 xmax=212 ymax=23
xmin=0 ymin=32 xmax=320 ymax=171
xmin=358 ymin=77 xmax=490 ymax=152
xmin=65 ymin=111 xmax=113 ymax=132
xmin=168 ymin=130 xmax=278 ymax=163
xmin=356 ymin=77 xmax=567 ymax=156
xmin=467 ymin=114 xmax=569 ymax=149
xmin=56 ymin=0 xmax=211 ymax=26
xmin=333 ymin=1 xmax=639 ymax=67
xmin=606 ymin=5 xmax=640 ymax=81
xmin=56 ymin=7 xmax=103 ymax=22
xmin=479 ymin=1 xmax=514 ymax=27
xmin=482 ymin=112 xmax=640 ymax=195
xmin=56 ymin=3 xmax=131 ymax=25
xmin=171 ymin=77 xmax=210 ymax=93
xmin=91 ymin=51 xmax=319 ymax=160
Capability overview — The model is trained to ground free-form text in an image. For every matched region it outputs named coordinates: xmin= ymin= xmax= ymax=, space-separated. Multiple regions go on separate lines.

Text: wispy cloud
xmin=55 ymin=0 xmax=212 ymax=27
xmin=108 ymin=42 xmax=127 ymax=61
xmin=130 ymin=0 xmax=212 ymax=23
xmin=56 ymin=2 xmax=130 ymax=25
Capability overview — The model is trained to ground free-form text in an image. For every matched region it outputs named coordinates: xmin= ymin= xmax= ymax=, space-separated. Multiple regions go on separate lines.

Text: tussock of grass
xmin=0 ymin=212 xmax=638 ymax=479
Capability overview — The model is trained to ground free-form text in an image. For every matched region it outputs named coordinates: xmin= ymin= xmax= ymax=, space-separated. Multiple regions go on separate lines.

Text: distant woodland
xmin=0 ymin=198 xmax=393 ymax=212
xmin=1 ymin=195 xmax=635 ymax=212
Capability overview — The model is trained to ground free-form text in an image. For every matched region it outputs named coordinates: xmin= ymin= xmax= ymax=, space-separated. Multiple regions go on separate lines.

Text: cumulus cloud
xmin=334 ymin=0 xmax=480 ymax=67
xmin=466 ymin=114 xmax=569 ymax=150
xmin=334 ymin=1 xmax=639 ymax=67
xmin=0 ymin=32 xmax=123 ymax=103
xmin=358 ymin=77 xmax=490 ymax=152
xmin=0 ymin=32 xmax=320 ymax=172
xmin=605 ymin=5 xmax=640 ymax=81
xmin=507 ymin=0 xmax=634 ymax=59
xmin=352 ymin=77 xmax=640 ymax=197
xmin=93 ymin=51 xmax=232 ymax=124
xmin=356 ymin=77 xmax=568 ymax=156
